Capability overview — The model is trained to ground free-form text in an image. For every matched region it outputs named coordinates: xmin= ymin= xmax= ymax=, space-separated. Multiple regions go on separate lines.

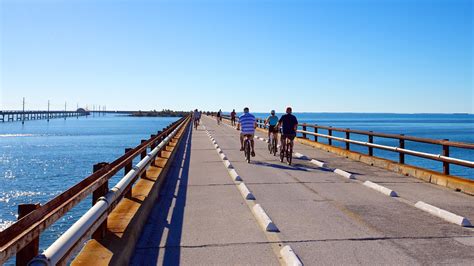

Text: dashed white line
xmin=415 ymin=201 xmax=472 ymax=227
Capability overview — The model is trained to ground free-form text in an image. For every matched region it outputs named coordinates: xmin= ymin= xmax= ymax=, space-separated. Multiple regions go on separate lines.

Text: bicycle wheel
xmin=245 ymin=140 xmax=251 ymax=163
xmin=272 ymin=138 xmax=277 ymax=156
xmin=279 ymin=144 xmax=284 ymax=162
xmin=287 ymin=142 xmax=293 ymax=165
xmin=268 ymin=137 xmax=272 ymax=153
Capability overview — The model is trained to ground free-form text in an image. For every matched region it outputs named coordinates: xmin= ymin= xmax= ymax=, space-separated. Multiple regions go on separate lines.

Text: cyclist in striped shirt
xmin=237 ymin=107 xmax=257 ymax=157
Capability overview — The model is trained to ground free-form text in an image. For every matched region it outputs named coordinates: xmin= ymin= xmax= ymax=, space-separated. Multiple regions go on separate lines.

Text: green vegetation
xmin=130 ymin=109 xmax=190 ymax=117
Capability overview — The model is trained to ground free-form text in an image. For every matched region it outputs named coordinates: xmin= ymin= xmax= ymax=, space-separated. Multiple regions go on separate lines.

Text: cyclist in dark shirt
xmin=230 ymin=109 xmax=237 ymax=126
xmin=278 ymin=106 xmax=298 ymax=151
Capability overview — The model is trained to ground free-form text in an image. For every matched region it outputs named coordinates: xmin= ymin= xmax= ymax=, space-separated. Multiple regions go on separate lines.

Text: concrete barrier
xmin=334 ymin=168 xmax=355 ymax=179
xmin=294 ymin=152 xmax=308 ymax=160
xmin=238 ymin=183 xmax=255 ymax=200
xmin=310 ymin=159 xmax=327 ymax=168
xmin=363 ymin=181 xmax=398 ymax=197
xmin=252 ymin=204 xmax=279 ymax=232
xmin=223 ymin=160 xmax=233 ymax=169
xmin=228 ymin=169 xmax=243 ymax=181
xmin=414 ymin=201 xmax=472 ymax=227
xmin=280 ymin=245 xmax=303 ymax=266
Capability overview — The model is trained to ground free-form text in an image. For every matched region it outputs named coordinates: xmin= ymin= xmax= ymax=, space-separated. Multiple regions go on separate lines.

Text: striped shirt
xmin=239 ymin=113 xmax=256 ymax=134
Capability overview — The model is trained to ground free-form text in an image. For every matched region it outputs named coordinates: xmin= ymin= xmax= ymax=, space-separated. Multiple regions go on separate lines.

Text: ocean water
xmin=0 ymin=114 xmax=179 ymax=264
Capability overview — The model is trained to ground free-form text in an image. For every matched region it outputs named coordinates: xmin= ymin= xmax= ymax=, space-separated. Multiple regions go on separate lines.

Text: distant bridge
xmin=0 ymin=110 xmax=90 ymax=123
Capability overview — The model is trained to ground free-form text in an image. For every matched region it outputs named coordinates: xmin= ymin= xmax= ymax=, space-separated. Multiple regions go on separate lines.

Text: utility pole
xmin=64 ymin=101 xmax=67 ymax=120
xmin=99 ymin=105 xmax=101 ymax=116
xmin=47 ymin=100 xmax=50 ymax=122
xmin=22 ymin=97 xmax=25 ymax=125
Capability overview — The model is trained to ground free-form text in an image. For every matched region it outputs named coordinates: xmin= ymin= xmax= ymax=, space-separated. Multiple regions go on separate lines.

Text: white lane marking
xmin=238 ymin=183 xmax=256 ymax=200
xmin=252 ymin=204 xmax=279 ymax=232
xmin=294 ymin=152 xmax=308 ymax=160
xmin=205 ymin=122 xmax=302 ymax=264
xmin=228 ymin=168 xmax=243 ymax=181
xmin=310 ymin=159 xmax=327 ymax=168
xmin=280 ymin=245 xmax=303 ymax=266
xmin=219 ymin=153 xmax=227 ymax=160
xmin=415 ymin=201 xmax=472 ymax=227
xmin=223 ymin=159 xmax=233 ymax=169
xmin=363 ymin=181 xmax=398 ymax=197
xmin=334 ymin=168 xmax=355 ymax=179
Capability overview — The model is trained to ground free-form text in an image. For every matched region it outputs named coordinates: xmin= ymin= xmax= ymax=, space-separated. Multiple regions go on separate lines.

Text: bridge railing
xmin=215 ymin=114 xmax=473 ymax=177
xmin=0 ymin=115 xmax=190 ymax=265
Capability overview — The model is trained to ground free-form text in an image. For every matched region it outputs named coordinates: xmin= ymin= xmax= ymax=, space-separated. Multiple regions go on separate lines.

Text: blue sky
xmin=1 ymin=0 xmax=472 ymax=113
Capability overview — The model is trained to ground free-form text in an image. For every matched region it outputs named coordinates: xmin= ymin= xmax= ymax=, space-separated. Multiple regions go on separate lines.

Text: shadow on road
xmin=131 ymin=124 xmax=192 ymax=266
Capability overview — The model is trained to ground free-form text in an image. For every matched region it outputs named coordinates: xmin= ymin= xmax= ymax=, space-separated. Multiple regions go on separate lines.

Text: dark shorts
xmin=281 ymin=133 xmax=296 ymax=141
xmin=268 ymin=125 xmax=279 ymax=133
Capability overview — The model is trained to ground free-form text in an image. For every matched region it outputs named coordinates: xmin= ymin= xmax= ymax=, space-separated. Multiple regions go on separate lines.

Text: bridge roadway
xmin=131 ymin=115 xmax=474 ymax=265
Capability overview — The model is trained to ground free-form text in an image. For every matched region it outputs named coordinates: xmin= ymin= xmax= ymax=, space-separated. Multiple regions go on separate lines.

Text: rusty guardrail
xmin=0 ymin=115 xmax=190 ymax=265
xmin=215 ymin=114 xmax=473 ymax=177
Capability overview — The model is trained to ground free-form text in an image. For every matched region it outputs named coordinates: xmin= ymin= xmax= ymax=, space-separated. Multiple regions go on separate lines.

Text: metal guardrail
xmin=29 ymin=117 xmax=189 ymax=265
xmin=214 ymin=114 xmax=473 ymax=177
xmin=0 ymin=115 xmax=190 ymax=265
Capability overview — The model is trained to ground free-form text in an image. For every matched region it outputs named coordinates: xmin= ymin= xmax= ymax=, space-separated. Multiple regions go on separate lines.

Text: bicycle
xmin=268 ymin=132 xmax=278 ymax=156
xmin=243 ymin=134 xmax=252 ymax=163
xmin=280 ymin=136 xmax=293 ymax=165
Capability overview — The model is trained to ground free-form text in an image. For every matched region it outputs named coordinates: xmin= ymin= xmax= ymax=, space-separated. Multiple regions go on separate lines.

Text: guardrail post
xmin=124 ymin=148 xmax=133 ymax=198
xmin=302 ymin=124 xmax=307 ymax=139
xmin=443 ymin=139 xmax=450 ymax=175
xmin=345 ymin=129 xmax=350 ymax=150
xmin=313 ymin=125 xmax=318 ymax=142
xmin=328 ymin=127 xmax=332 ymax=146
xmin=368 ymin=132 xmax=373 ymax=156
xmin=16 ymin=203 xmax=40 ymax=266
xmin=150 ymin=134 xmax=157 ymax=166
xmin=399 ymin=135 xmax=405 ymax=164
xmin=140 ymin=140 xmax=147 ymax=179
xmin=92 ymin=162 xmax=108 ymax=240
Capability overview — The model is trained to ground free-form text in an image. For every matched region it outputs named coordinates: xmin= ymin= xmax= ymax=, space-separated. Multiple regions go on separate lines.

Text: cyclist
xmin=230 ymin=109 xmax=237 ymax=126
xmin=237 ymin=107 xmax=257 ymax=157
xmin=278 ymin=106 xmax=298 ymax=157
xmin=193 ymin=109 xmax=201 ymax=129
xmin=216 ymin=109 xmax=222 ymax=125
xmin=264 ymin=110 xmax=279 ymax=142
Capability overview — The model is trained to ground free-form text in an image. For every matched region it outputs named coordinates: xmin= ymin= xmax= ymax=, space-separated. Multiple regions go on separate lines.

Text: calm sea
xmin=0 ymin=114 xmax=178 ymax=265
xmin=0 ymin=113 xmax=473 ymax=264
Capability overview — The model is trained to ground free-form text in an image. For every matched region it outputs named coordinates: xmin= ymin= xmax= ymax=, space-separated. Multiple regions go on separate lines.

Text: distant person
xmin=237 ymin=107 xmax=257 ymax=156
xmin=264 ymin=110 xmax=279 ymax=142
xmin=278 ymin=107 xmax=298 ymax=153
xmin=230 ymin=109 xmax=237 ymax=126
xmin=216 ymin=109 xmax=222 ymax=125
xmin=193 ymin=109 xmax=201 ymax=129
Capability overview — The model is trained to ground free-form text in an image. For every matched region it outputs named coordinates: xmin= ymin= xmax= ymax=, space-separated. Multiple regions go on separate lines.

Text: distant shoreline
xmin=129 ymin=110 xmax=189 ymax=117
